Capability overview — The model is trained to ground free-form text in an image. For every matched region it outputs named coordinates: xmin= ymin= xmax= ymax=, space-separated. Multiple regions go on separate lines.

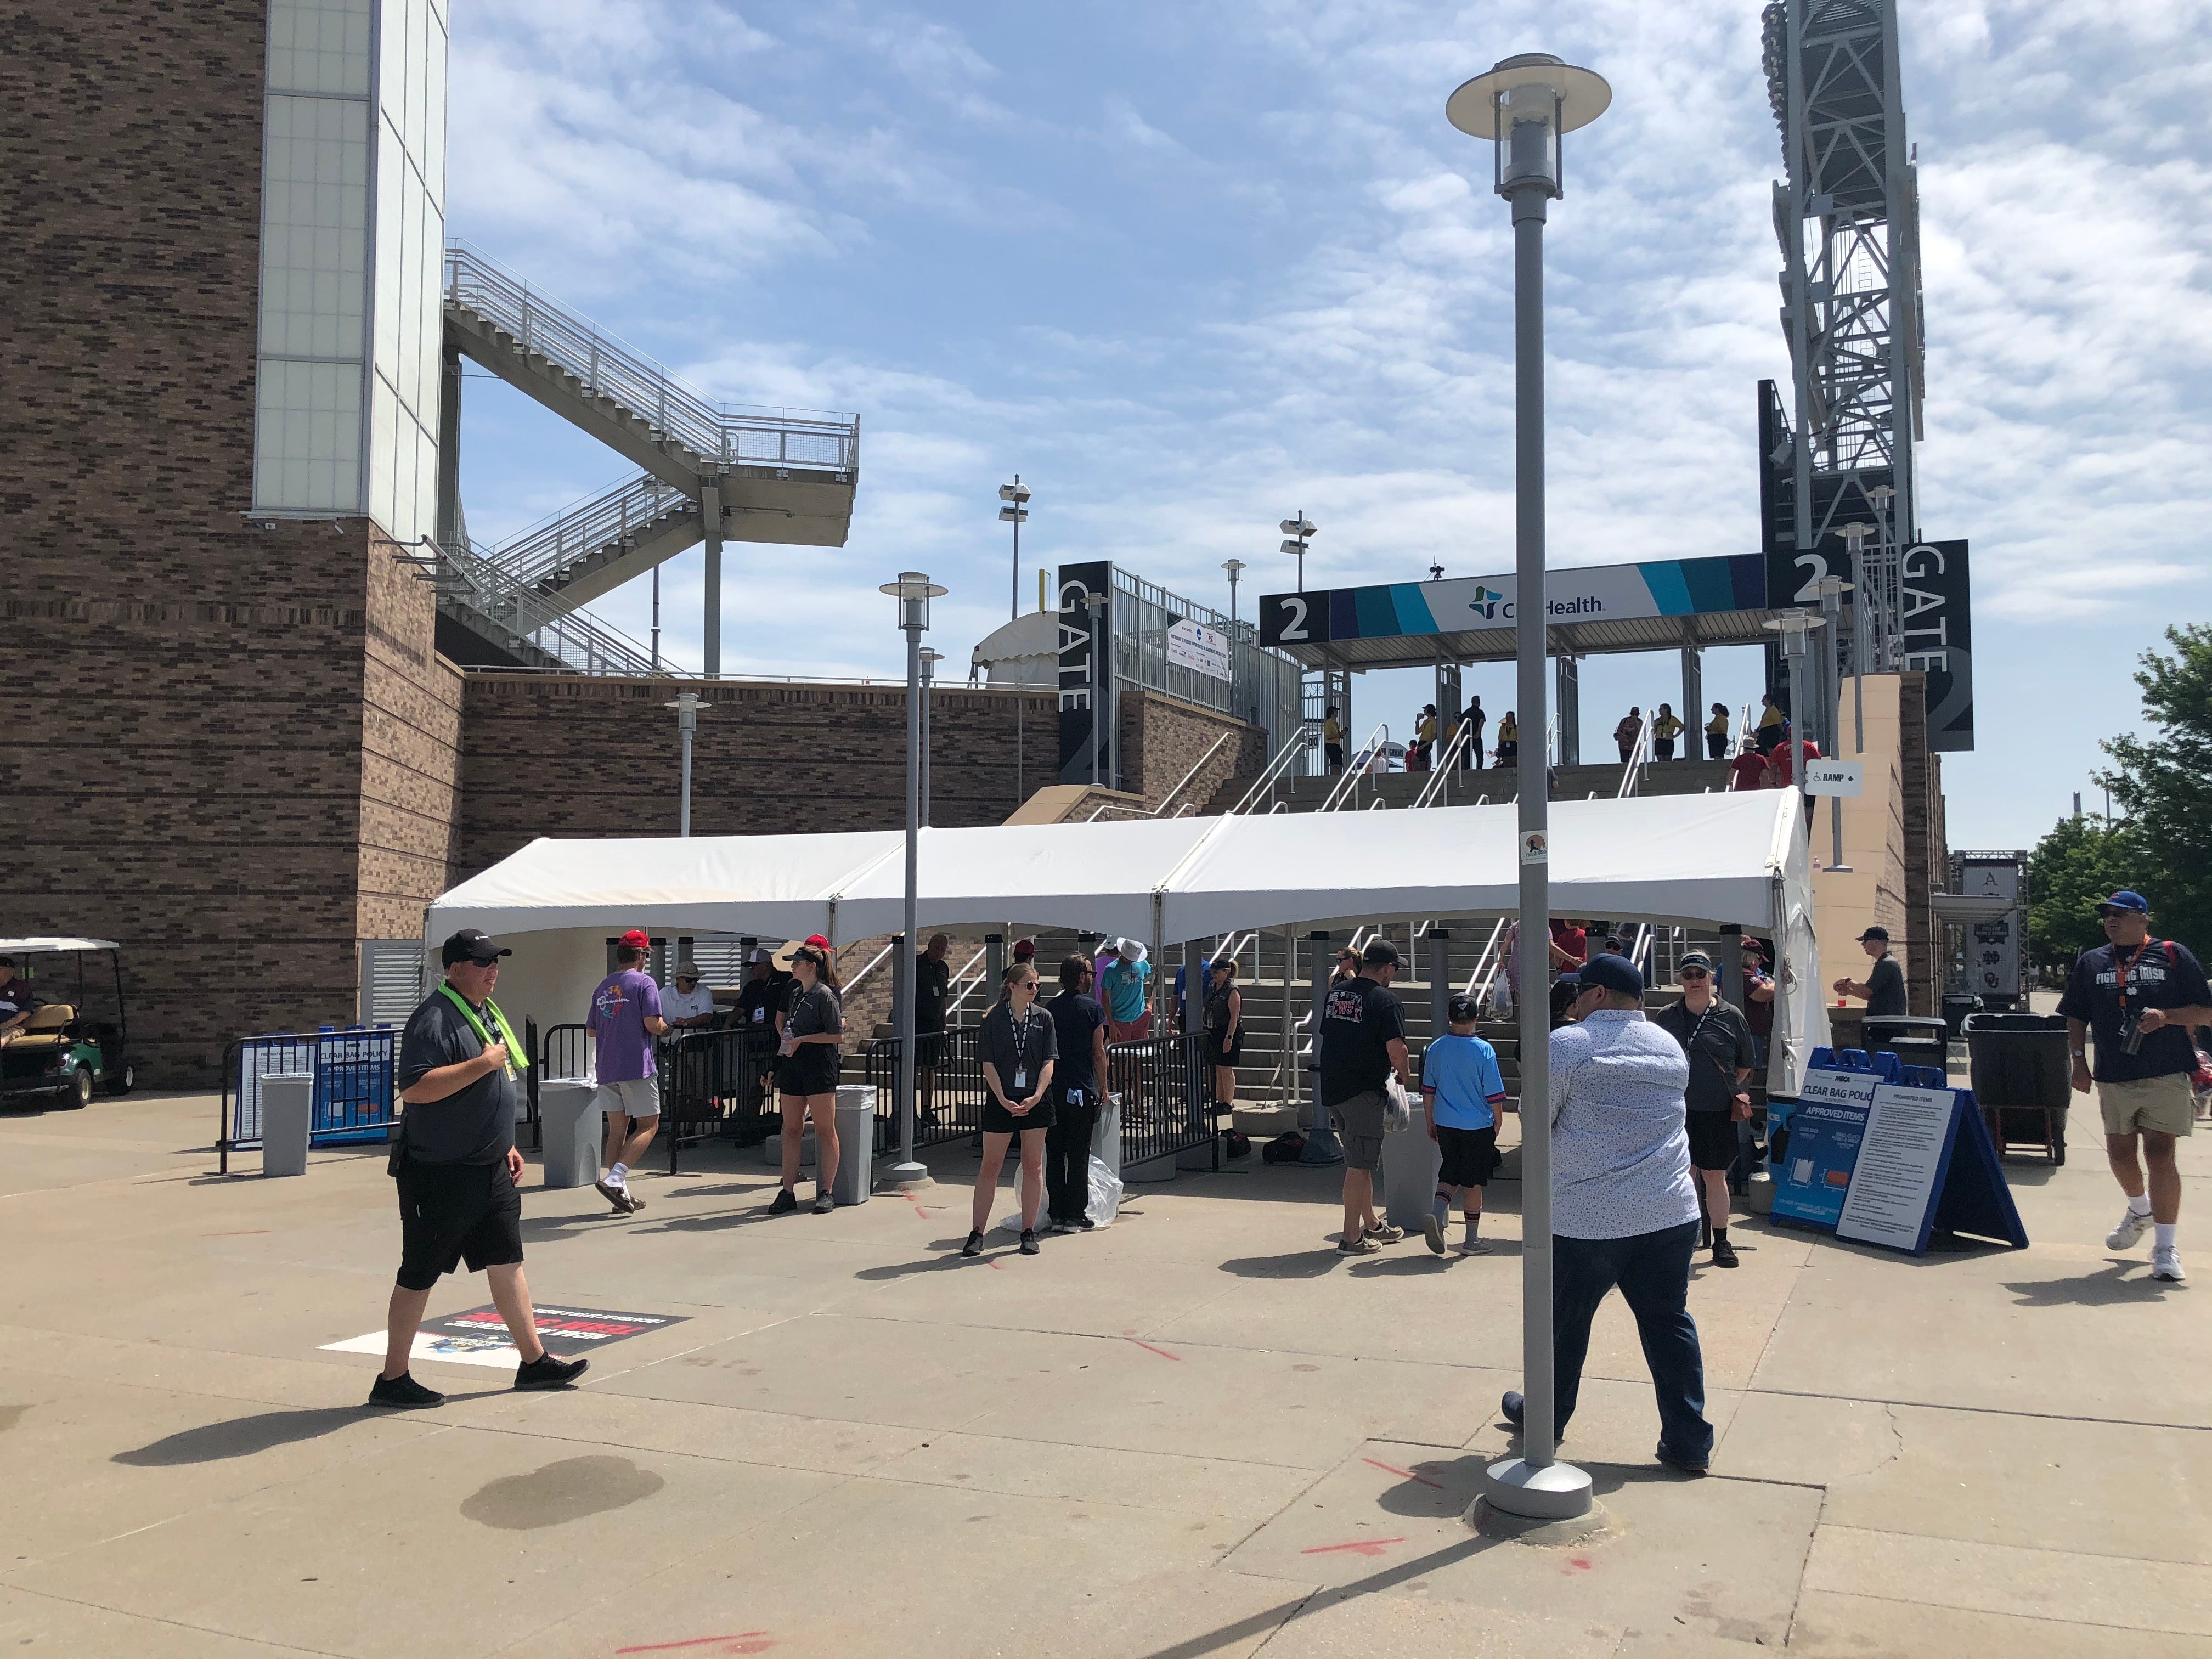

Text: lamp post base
xmin=880 ymin=1161 xmax=932 ymax=1191
xmin=1478 ymin=1455 xmax=1594 ymax=1520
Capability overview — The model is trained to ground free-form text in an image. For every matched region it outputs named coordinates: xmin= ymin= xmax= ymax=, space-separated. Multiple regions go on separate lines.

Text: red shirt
xmin=1728 ymin=752 xmax=1769 ymax=792
xmin=1550 ymin=923 xmax=1588 ymax=969
xmin=1765 ymin=740 xmax=1824 ymax=786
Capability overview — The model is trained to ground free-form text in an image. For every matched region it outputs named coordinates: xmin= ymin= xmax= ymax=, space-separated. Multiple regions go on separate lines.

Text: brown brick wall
xmin=359 ymin=538 xmax=464 ymax=940
xmin=1118 ymin=692 xmax=1271 ymax=815
xmin=1899 ymin=672 xmax=1948 ymax=1017
xmin=0 ymin=4 xmax=440 ymax=1083
xmin=458 ymin=675 xmax=1060 ymax=879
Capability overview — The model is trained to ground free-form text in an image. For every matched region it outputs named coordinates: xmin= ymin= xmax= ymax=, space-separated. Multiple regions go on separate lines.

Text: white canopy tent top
xmin=427 ymin=791 xmax=1829 ymax=1093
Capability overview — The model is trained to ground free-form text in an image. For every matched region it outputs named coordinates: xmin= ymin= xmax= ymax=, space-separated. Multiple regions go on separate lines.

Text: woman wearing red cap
xmin=770 ymin=940 xmax=845 ymax=1215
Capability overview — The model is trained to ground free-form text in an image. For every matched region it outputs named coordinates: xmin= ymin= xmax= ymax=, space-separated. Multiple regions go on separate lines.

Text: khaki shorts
xmin=1330 ymin=1090 xmax=1388 ymax=1172
xmin=2098 ymin=1074 xmax=2195 ymax=1138
xmin=596 ymin=1076 xmax=662 ymax=1121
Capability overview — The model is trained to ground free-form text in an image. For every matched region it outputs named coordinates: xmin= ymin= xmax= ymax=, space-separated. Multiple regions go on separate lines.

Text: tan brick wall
xmin=359 ymin=536 xmax=464 ymax=940
xmin=458 ymin=675 xmax=1060 ymax=878
xmin=1118 ymin=692 xmax=1270 ymax=814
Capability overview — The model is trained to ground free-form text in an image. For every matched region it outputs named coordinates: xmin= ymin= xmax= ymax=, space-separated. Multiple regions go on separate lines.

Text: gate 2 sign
xmin=1901 ymin=540 xmax=1973 ymax=753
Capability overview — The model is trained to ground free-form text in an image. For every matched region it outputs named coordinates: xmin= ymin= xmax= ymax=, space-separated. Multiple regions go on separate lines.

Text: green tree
xmin=2098 ymin=624 xmax=2212 ymax=951
xmin=2026 ymin=814 xmax=2143 ymax=963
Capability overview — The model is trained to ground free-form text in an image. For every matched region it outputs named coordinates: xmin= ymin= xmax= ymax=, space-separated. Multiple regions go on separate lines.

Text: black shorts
xmin=1208 ymin=1030 xmax=1245 ymax=1067
xmin=915 ymin=1028 xmax=945 ymax=1069
xmin=397 ymin=1158 xmax=523 ymax=1291
xmin=983 ymin=1094 xmax=1055 ymax=1135
xmin=1436 ymin=1124 xmax=1501 ymax=1188
xmin=1686 ymin=1111 xmax=1742 ymax=1172
xmin=777 ymin=1048 xmax=839 ymax=1098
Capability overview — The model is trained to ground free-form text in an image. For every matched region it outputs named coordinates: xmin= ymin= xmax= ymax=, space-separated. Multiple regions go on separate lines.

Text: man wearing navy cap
xmin=1501 ymin=952 xmax=1712 ymax=1474
xmin=2058 ymin=891 xmax=2211 ymax=1285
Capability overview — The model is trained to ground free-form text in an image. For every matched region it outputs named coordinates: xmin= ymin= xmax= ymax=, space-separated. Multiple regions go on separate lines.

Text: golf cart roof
xmin=0 ymin=938 xmax=121 ymax=954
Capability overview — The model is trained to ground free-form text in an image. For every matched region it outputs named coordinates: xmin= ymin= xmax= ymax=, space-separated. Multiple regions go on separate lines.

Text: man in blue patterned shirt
xmin=1500 ymin=953 xmax=1713 ymax=1474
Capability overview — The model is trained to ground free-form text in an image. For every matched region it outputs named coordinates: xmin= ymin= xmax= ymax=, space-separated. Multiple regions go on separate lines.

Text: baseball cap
xmin=1447 ymin=993 xmax=1481 ymax=1023
xmin=441 ymin=928 xmax=511 ymax=967
xmin=673 ymin=960 xmax=701 ymax=980
xmin=1856 ymin=926 xmax=1890 ymax=943
xmin=1678 ymin=951 xmax=1714 ymax=974
xmin=618 ymin=929 xmax=651 ymax=950
xmin=748 ymin=946 xmax=774 ymax=964
xmin=2096 ymin=890 xmax=2150 ymax=916
xmin=1573 ymin=953 xmax=1644 ymax=997
xmin=805 ymin=934 xmax=831 ymax=950
xmin=1362 ymin=938 xmax=1402 ymax=969
xmin=1012 ymin=938 xmax=1036 ymax=960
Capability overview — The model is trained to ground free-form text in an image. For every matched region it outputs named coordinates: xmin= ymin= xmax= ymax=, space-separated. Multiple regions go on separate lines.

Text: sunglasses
xmin=1680 ymin=967 xmax=1710 ymax=980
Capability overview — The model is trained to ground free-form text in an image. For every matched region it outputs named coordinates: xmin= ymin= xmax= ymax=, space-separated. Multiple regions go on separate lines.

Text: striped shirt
xmin=1548 ymin=1009 xmax=1701 ymax=1240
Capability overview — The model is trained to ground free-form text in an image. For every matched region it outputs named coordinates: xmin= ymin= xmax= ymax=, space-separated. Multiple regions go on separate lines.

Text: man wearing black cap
xmin=1654 ymin=951 xmax=1758 ymax=1268
xmin=2058 ymin=890 xmax=2211 ymax=1285
xmin=369 ymin=929 xmax=586 ymax=1408
xmin=1832 ymin=926 xmax=1907 ymax=1017
xmin=1503 ymin=953 xmax=1712 ymax=1474
xmin=1318 ymin=938 xmax=1412 ymax=1255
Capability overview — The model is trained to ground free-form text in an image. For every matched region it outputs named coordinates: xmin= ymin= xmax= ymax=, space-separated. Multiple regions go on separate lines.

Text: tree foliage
xmin=2095 ymin=623 xmax=2212 ymax=951
xmin=2026 ymin=815 xmax=2142 ymax=963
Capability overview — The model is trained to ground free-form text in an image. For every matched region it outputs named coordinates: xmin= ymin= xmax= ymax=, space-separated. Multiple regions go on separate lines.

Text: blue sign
xmin=1771 ymin=1096 xmax=1872 ymax=1228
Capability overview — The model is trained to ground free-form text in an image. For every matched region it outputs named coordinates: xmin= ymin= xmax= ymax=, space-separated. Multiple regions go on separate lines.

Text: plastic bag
xmin=1383 ymin=1076 xmax=1414 ymax=1133
xmin=1088 ymin=1154 xmax=1123 ymax=1226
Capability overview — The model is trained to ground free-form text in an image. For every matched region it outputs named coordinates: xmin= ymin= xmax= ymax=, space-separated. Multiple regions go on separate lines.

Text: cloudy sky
xmin=444 ymin=0 xmax=2211 ymax=850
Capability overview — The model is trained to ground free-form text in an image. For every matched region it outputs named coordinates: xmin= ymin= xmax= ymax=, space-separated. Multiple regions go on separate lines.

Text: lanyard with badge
xmin=439 ymin=983 xmax=528 ymax=1079
xmin=1007 ymin=1005 xmax=1041 ymax=1097
xmin=2113 ymin=939 xmax=2159 ymax=1053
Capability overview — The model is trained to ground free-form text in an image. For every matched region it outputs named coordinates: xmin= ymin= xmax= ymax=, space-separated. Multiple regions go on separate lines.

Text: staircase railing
xmin=1225 ymin=726 xmax=1318 ymax=817
xmin=1464 ymin=917 xmax=1509 ymax=1003
xmin=427 ymin=538 xmax=662 ymax=676
xmin=485 ymin=471 xmax=692 ymax=602
xmin=1319 ymin=723 xmax=1391 ymax=811
xmin=444 ymin=240 xmax=859 ymax=473
xmin=1410 ymin=715 xmax=1477 ymax=808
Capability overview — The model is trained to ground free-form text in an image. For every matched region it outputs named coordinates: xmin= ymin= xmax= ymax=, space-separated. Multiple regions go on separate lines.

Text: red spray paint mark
xmin=986 ymin=1259 xmax=1006 ymax=1272
xmin=615 ymin=1635 xmax=774 ymax=1655
xmin=1125 ymin=1338 xmax=1182 ymax=1362
xmin=1300 ymin=1538 xmax=1405 ymax=1558
xmin=1362 ymin=1457 xmax=1443 ymax=1489
xmin=1566 ymin=1558 xmax=1593 ymax=1573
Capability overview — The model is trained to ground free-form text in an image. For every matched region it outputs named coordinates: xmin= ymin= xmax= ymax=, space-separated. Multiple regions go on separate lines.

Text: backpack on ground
xmin=1262 ymin=1130 xmax=1306 ymax=1164
xmin=1222 ymin=1129 xmax=1252 ymax=1160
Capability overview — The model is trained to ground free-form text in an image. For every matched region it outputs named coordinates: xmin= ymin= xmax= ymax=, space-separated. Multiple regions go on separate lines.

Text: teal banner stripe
xmin=1389 ymin=584 xmax=1438 ymax=634
xmin=1638 ymin=561 xmax=1695 ymax=617
xmin=1680 ymin=558 xmax=1739 ymax=612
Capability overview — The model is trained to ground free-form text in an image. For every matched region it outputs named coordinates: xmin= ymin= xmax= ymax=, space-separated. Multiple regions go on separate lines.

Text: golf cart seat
xmin=9 ymin=1005 xmax=75 ymax=1051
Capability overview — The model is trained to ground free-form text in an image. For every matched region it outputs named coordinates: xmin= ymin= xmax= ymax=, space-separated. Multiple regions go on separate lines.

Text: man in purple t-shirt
xmin=587 ymin=930 xmax=667 ymax=1215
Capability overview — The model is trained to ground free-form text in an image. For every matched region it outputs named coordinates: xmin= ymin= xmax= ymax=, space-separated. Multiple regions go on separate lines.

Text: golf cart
xmin=0 ymin=938 xmax=133 ymax=1109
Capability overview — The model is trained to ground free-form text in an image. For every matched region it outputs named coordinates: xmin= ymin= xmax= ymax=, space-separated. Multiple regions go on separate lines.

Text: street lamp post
xmin=919 ymin=647 xmax=944 ymax=827
xmin=1764 ymin=610 xmax=1826 ymax=865
xmin=879 ymin=571 xmax=947 ymax=1190
xmin=1222 ymin=558 xmax=1245 ymax=718
xmin=998 ymin=477 xmax=1031 ymax=622
xmin=1816 ymin=574 xmax=1852 ymax=874
xmin=663 ymin=692 xmax=702 ymax=836
xmin=1448 ymin=48 xmax=1611 ymax=1525
xmin=1279 ymin=516 xmax=1317 ymax=592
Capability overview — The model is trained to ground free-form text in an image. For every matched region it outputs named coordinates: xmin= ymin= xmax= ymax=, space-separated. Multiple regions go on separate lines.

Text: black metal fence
xmin=659 ymin=1026 xmax=780 ymax=1171
xmin=863 ymin=1025 xmax=1216 ymax=1174
xmin=217 ymin=1028 xmax=400 ymax=1173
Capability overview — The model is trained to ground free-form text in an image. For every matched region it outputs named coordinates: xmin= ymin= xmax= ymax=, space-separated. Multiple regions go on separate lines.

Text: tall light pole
xmin=1279 ymin=515 xmax=1317 ymax=592
xmin=1816 ymin=573 xmax=1851 ymax=874
xmin=1764 ymin=610 xmax=1825 ymax=864
xmin=1448 ymin=49 xmax=1611 ymax=1525
xmin=879 ymin=571 xmax=946 ymax=1190
xmin=1222 ymin=558 xmax=1245 ymax=719
xmin=664 ymin=692 xmax=702 ymax=836
xmin=998 ymin=477 xmax=1031 ymax=622
xmin=919 ymin=646 xmax=944 ymax=827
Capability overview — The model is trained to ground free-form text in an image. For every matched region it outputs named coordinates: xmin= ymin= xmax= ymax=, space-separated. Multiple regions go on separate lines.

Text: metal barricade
xmin=865 ymin=1025 xmax=985 ymax=1152
xmin=217 ymin=1027 xmax=401 ymax=1173
xmin=659 ymin=1026 xmax=779 ymax=1172
xmin=1109 ymin=1031 xmax=1217 ymax=1173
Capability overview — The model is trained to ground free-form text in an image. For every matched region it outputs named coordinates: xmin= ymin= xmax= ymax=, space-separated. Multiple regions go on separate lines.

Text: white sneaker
xmin=2107 ymin=1207 xmax=2154 ymax=1252
xmin=1458 ymin=1237 xmax=1493 ymax=1255
xmin=2151 ymin=1245 xmax=2187 ymax=1283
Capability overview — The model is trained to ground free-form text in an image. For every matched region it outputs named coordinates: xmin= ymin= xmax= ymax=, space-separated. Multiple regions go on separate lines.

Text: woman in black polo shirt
xmin=770 ymin=944 xmax=844 ymax=1216
xmin=964 ymin=961 xmax=1058 ymax=1258
xmin=1205 ymin=958 xmax=1244 ymax=1116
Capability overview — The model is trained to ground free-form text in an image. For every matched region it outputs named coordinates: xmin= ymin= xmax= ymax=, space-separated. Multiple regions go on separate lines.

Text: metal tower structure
xmin=1762 ymin=0 xmax=1924 ymax=675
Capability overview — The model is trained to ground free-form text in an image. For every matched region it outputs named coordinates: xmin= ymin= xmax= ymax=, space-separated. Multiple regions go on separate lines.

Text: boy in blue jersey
xmin=1420 ymin=994 xmax=1509 ymax=1256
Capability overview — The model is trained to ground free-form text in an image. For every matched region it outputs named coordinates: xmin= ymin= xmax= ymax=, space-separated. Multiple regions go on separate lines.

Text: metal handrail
xmin=486 ymin=471 xmax=691 ymax=602
xmin=1464 ymin=917 xmax=1509 ymax=1001
xmin=1225 ymin=726 xmax=1318 ymax=817
xmin=1319 ymin=723 xmax=1391 ymax=811
xmin=444 ymin=240 xmax=859 ymax=475
xmin=1410 ymin=715 xmax=1477 ymax=808
xmin=428 ymin=538 xmax=662 ymax=676
xmin=939 ymin=946 xmax=993 ymax=1025
xmin=1087 ymin=735 xmax=1230 ymax=821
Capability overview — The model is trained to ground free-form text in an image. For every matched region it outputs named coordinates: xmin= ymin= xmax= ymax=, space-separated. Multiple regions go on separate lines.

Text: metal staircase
xmin=436 ymin=241 xmax=861 ymax=659
xmin=406 ymin=539 xmax=661 ymax=676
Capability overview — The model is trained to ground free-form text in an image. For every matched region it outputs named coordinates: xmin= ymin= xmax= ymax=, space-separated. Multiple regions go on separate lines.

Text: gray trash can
xmin=832 ymin=1084 xmax=874 ymax=1206
xmin=538 ymin=1079 xmax=601 ymax=1188
xmin=1965 ymin=1011 xmax=2072 ymax=1163
xmin=1379 ymin=1107 xmax=1441 ymax=1231
xmin=261 ymin=1073 xmax=312 ymax=1177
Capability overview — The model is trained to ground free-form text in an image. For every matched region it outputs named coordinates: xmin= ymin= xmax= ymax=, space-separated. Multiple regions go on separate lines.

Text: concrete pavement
xmin=1 ymin=1084 xmax=2205 ymax=1657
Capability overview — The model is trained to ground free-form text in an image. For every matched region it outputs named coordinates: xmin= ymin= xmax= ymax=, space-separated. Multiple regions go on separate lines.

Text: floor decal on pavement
xmin=321 ymin=1304 xmax=689 ymax=1370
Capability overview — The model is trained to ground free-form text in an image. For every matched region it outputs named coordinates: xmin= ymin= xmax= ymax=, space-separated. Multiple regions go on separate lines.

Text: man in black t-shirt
xmin=1832 ymin=926 xmax=1908 ymax=1017
xmin=1044 ymin=956 xmax=1110 ymax=1231
xmin=2057 ymin=890 xmax=2212 ymax=1285
xmin=914 ymin=934 xmax=952 ymax=1121
xmin=1317 ymin=939 xmax=1413 ymax=1255
xmin=370 ymin=929 xmax=586 ymax=1410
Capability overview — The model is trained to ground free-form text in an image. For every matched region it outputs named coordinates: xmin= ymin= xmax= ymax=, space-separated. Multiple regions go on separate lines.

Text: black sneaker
xmin=1500 ymin=1389 xmax=1525 ymax=1427
xmin=1074 ymin=1215 xmax=1097 ymax=1231
xmin=961 ymin=1229 xmax=985 ymax=1257
xmin=514 ymin=1353 xmax=589 ymax=1391
xmin=1710 ymin=1237 xmax=1740 ymax=1269
xmin=366 ymin=1371 xmax=443 ymax=1409
xmin=768 ymin=1187 xmax=798 ymax=1216
xmin=1654 ymin=1439 xmax=1710 ymax=1476
xmin=1019 ymin=1229 xmax=1040 ymax=1256
xmin=812 ymin=1189 xmax=835 ymax=1215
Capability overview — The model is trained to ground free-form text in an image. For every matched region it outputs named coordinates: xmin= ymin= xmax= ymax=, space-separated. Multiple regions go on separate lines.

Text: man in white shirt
xmin=1500 ymin=952 xmax=1713 ymax=1475
xmin=660 ymin=962 xmax=719 ymax=1031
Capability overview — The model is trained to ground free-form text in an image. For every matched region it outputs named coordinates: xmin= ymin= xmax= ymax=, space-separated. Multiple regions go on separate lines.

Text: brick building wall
xmin=1118 ymin=692 xmax=1271 ymax=816
xmin=458 ymin=675 xmax=1063 ymax=879
xmin=0 ymin=5 xmax=449 ymax=1084
xmin=1898 ymin=671 xmax=1949 ymax=1017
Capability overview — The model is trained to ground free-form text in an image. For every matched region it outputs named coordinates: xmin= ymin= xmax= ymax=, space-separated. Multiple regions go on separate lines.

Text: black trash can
xmin=1941 ymin=994 xmax=1982 ymax=1042
xmin=1864 ymin=1014 xmax=1950 ymax=1080
xmin=1964 ymin=1011 xmax=2071 ymax=1163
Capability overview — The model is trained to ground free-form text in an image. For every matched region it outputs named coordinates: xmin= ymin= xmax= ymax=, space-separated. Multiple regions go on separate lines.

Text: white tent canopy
xmin=427 ymin=791 xmax=1829 ymax=1092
